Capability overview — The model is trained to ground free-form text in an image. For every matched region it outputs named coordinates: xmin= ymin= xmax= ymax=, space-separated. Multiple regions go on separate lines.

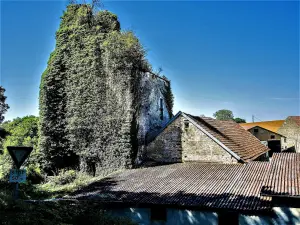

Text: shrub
xmin=26 ymin=165 xmax=44 ymax=184
xmin=52 ymin=169 xmax=77 ymax=185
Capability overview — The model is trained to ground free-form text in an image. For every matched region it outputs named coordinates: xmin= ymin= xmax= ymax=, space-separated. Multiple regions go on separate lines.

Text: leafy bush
xmin=0 ymin=153 xmax=11 ymax=179
xmin=0 ymin=116 xmax=42 ymax=183
xmin=26 ymin=165 xmax=44 ymax=184
xmin=52 ymin=169 xmax=77 ymax=185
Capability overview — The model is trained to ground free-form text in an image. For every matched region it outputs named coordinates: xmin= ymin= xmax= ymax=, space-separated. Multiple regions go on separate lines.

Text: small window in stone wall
xmin=254 ymin=128 xmax=258 ymax=133
xmin=184 ymin=121 xmax=189 ymax=130
xmin=270 ymin=134 xmax=275 ymax=139
xmin=150 ymin=207 xmax=167 ymax=221
xmin=284 ymin=137 xmax=287 ymax=143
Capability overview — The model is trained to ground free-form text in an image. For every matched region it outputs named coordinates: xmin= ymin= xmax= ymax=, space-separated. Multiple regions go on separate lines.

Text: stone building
xmin=240 ymin=116 xmax=300 ymax=153
xmin=145 ymin=111 xmax=269 ymax=164
xmin=136 ymin=72 xmax=173 ymax=163
xmin=240 ymin=125 xmax=287 ymax=156
xmin=278 ymin=116 xmax=300 ymax=153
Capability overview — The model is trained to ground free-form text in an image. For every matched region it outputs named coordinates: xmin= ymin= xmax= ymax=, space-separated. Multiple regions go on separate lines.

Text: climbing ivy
xmin=40 ymin=4 xmax=173 ymax=174
xmin=40 ymin=5 xmax=145 ymax=173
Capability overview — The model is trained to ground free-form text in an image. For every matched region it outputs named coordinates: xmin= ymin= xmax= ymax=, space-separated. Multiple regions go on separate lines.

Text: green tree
xmin=0 ymin=116 xmax=43 ymax=182
xmin=213 ymin=109 xmax=234 ymax=121
xmin=1 ymin=116 xmax=39 ymax=149
xmin=234 ymin=117 xmax=246 ymax=123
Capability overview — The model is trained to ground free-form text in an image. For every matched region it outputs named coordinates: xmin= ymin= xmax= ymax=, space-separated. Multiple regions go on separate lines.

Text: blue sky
xmin=1 ymin=1 xmax=299 ymax=122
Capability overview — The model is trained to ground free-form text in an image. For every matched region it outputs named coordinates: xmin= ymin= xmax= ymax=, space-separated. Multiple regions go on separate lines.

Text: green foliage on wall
xmin=164 ymin=80 xmax=174 ymax=118
xmin=39 ymin=4 xmax=163 ymax=174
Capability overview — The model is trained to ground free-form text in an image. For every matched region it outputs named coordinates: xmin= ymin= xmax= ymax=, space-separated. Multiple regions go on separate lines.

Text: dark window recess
xmin=159 ymin=98 xmax=163 ymax=120
xmin=270 ymin=135 xmax=275 ymax=139
xmin=150 ymin=207 xmax=167 ymax=221
xmin=184 ymin=121 xmax=189 ymax=129
xmin=284 ymin=137 xmax=287 ymax=143
xmin=254 ymin=128 xmax=258 ymax=133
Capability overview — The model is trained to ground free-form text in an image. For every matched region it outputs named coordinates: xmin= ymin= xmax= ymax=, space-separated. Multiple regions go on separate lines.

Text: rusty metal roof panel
xmin=70 ymin=162 xmax=271 ymax=211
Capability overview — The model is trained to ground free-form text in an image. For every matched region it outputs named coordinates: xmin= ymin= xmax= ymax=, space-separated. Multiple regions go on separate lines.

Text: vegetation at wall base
xmin=0 ymin=169 xmax=135 ymax=225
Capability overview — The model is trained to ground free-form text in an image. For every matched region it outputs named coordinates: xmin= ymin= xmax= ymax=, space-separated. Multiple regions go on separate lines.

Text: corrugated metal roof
xmin=240 ymin=120 xmax=284 ymax=133
xmin=262 ymin=153 xmax=300 ymax=197
xmin=70 ymin=162 xmax=271 ymax=212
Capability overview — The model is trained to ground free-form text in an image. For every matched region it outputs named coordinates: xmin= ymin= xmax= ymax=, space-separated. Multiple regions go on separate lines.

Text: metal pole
xmin=14 ymin=182 xmax=19 ymax=200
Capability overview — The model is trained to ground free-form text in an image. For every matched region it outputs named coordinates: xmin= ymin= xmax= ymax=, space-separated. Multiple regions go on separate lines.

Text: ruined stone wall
xmin=146 ymin=113 xmax=182 ymax=163
xmin=146 ymin=115 xmax=237 ymax=163
xmin=278 ymin=118 xmax=300 ymax=152
xmin=136 ymin=73 xmax=172 ymax=163
xmin=40 ymin=5 xmax=174 ymax=174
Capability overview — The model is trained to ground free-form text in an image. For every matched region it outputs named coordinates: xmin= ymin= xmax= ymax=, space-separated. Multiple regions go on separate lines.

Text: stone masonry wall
xmin=146 ymin=115 xmax=237 ymax=163
xmin=181 ymin=117 xmax=236 ymax=163
xmin=146 ymin=115 xmax=182 ymax=163
xmin=136 ymin=73 xmax=172 ymax=163
xmin=278 ymin=118 xmax=300 ymax=153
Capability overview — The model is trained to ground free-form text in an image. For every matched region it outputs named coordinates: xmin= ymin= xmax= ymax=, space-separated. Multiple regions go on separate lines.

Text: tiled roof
xmin=239 ymin=120 xmax=284 ymax=133
xmin=288 ymin=116 xmax=300 ymax=126
xmin=262 ymin=153 xmax=300 ymax=197
xmin=188 ymin=115 xmax=270 ymax=162
xmin=70 ymin=162 xmax=271 ymax=212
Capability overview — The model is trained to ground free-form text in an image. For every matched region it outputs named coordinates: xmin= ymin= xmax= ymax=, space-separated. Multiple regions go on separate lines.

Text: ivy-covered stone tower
xmin=39 ymin=4 xmax=173 ymax=175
